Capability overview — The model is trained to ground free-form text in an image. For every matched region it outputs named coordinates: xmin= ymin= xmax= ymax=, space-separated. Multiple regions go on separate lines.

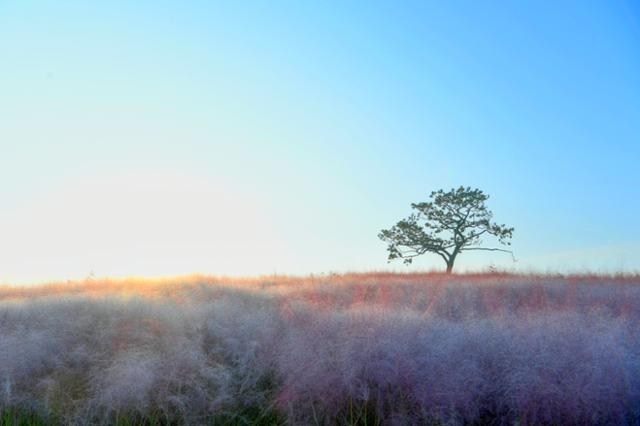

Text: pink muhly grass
xmin=0 ymin=272 xmax=640 ymax=425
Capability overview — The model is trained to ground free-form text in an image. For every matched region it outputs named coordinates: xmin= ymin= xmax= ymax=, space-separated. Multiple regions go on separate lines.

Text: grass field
xmin=1 ymin=272 xmax=640 ymax=425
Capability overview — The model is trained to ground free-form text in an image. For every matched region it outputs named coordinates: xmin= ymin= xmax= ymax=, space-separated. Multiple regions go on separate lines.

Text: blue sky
xmin=1 ymin=1 xmax=639 ymax=282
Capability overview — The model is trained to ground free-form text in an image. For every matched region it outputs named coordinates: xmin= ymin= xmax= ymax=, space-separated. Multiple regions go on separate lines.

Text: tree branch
xmin=461 ymin=247 xmax=517 ymax=261
xmin=462 ymin=247 xmax=510 ymax=253
xmin=461 ymin=228 xmax=488 ymax=243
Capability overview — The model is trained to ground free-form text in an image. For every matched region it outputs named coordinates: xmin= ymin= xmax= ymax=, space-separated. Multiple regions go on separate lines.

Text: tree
xmin=379 ymin=186 xmax=514 ymax=273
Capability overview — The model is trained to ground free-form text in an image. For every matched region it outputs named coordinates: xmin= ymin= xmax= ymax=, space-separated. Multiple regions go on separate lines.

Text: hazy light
xmin=1 ymin=2 xmax=638 ymax=280
xmin=0 ymin=171 xmax=289 ymax=284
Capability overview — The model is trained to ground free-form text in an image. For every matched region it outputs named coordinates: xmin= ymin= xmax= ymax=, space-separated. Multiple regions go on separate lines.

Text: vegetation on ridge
xmin=1 ymin=272 xmax=640 ymax=425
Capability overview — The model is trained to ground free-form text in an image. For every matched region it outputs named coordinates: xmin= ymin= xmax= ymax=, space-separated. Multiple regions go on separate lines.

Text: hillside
xmin=1 ymin=272 xmax=640 ymax=425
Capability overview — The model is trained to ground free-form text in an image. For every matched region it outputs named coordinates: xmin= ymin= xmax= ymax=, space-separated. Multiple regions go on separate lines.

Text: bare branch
xmin=462 ymin=247 xmax=517 ymax=261
xmin=461 ymin=247 xmax=511 ymax=253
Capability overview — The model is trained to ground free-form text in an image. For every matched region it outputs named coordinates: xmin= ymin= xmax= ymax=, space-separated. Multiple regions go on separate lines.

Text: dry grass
xmin=1 ymin=272 xmax=640 ymax=425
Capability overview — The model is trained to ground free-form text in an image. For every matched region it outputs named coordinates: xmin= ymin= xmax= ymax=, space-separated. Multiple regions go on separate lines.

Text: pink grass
xmin=1 ymin=272 xmax=640 ymax=424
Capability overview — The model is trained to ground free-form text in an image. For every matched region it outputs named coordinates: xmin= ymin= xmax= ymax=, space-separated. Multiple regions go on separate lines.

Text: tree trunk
xmin=445 ymin=261 xmax=454 ymax=274
xmin=445 ymin=251 xmax=458 ymax=274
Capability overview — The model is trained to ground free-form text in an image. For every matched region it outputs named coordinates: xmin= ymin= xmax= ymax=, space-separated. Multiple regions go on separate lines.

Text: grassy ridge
xmin=1 ymin=272 xmax=640 ymax=425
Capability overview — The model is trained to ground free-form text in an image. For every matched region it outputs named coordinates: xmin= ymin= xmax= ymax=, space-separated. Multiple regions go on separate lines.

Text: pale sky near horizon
xmin=1 ymin=1 xmax=639 ymax=283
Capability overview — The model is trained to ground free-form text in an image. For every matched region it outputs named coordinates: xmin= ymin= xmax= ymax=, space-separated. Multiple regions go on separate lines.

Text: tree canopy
xmin=379 ymin=186 xmax=514 ymax=273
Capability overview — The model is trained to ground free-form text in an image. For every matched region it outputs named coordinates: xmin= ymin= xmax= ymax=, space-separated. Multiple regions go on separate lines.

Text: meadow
xmin=1 ymin=272 xmax=640 ymax=425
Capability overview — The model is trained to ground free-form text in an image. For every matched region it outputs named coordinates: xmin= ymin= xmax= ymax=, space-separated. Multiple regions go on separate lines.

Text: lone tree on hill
xmin=379 ymin=186 xmax=514 ymax=273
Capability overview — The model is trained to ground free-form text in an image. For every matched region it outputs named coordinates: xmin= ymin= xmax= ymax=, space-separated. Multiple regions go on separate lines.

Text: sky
xmin=1 ymin=1 xmax=639 ymax=283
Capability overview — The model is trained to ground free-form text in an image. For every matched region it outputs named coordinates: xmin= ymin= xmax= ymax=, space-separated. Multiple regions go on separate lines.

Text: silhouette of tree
xmin=379 ymin=186 xmax=514 ymax=273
